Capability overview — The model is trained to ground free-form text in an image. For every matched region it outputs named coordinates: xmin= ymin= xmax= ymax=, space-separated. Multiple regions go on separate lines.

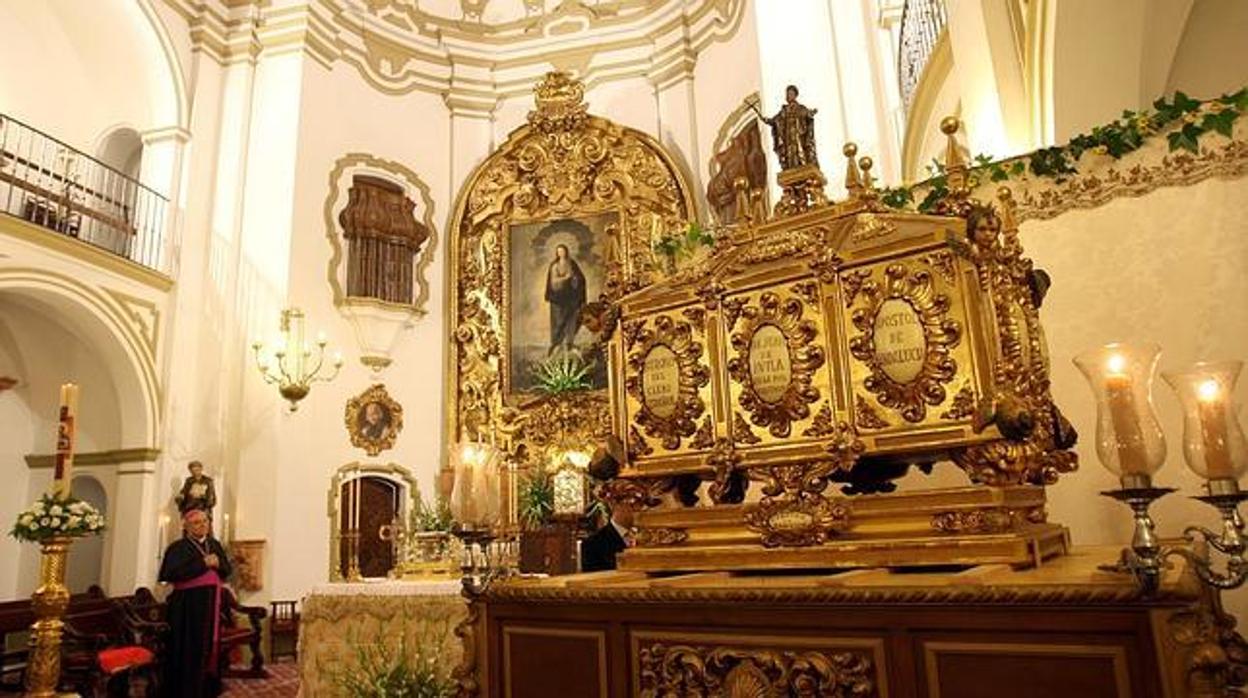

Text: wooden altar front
xmin=468 ymin=548 xmax=1239 ymax=697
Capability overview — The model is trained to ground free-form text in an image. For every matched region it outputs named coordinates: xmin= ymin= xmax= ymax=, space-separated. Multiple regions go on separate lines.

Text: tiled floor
xmin=221 ymin=660 xmax=299 ymax=697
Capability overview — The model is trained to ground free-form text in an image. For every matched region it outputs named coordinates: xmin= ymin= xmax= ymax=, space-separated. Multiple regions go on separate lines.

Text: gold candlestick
xmin=24 ymin=535 xmax=72 ymax=697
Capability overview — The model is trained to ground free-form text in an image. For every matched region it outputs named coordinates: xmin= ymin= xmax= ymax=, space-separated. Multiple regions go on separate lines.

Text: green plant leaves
xmin=653 ymin=220 xmax=715 ymax=263
xmin=532 ymin=354 xmax=591 ymax=395
xmin=517 ymin=468 xmax=555 ymax=530
xmin=879 ymin=87 xmax=1244 ymax=213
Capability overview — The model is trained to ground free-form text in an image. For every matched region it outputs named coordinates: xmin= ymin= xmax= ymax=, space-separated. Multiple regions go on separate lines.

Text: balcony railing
xmin=897 ymin=0 xmax=948 ymax=112
xmin=0 ymin=113 xmax=169 ymax=275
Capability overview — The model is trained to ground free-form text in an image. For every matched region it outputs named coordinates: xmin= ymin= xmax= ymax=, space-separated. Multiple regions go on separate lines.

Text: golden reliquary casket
xmin=596 ymin=121 xmax=1080 ymax=572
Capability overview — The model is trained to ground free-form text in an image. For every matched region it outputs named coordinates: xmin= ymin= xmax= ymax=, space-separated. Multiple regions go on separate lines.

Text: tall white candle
xmin=52 ymin=383 xmax=79 ymax=498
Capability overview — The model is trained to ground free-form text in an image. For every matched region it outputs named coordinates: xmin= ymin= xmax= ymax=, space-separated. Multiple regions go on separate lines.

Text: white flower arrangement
xmin=10 ymin=493 xmax=106 ymax=543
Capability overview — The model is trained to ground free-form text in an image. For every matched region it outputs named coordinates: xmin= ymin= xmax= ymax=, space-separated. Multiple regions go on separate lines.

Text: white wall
xmin=0 ymin=0 xmax=180 ymax=155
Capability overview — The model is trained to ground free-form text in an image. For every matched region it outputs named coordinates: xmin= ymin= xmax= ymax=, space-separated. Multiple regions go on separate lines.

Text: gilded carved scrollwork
xmin=637 ymin=640 xmax=876 ymax=697
xmin=624 ymin=314 xmax=712 ymax=452
xmin=848 ymin=263 xmax=962 ymax=423
xmin=930 ymin=506 xmax=1045 ymax=534
xmin=745 ymin=423 xmax=861 ymax=548
xmin=598 ymin=476 xmax=674 ymax=510
xmin=447 ymin=72 xmax=694 ymax=468
xmin=949 ymin=194 xmax=1078 ymax=486
xmin=727 ymin=290 xmax=826 ymax=439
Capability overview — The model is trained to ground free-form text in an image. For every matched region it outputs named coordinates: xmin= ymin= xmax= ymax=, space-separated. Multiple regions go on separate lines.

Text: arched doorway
xmin=67 ymin=475 xmax=108 ymax=593
xmin=338 ymin=475 xmax=403 ymax=579
xmin=329 ymin=463 xmax=418 ymax=581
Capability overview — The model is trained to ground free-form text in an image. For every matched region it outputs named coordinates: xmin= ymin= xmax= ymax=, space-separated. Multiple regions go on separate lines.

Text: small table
xmin=297 ymin=580 xmax=464 ymax=697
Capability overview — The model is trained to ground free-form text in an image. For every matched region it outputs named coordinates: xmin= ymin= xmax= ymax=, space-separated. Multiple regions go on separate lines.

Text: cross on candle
xmin=52 ymin=383 xmax=79 ymax=499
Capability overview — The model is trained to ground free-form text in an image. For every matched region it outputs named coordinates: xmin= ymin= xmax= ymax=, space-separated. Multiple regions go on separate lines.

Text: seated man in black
xmin=580 ymin=500 xmax=635 ymax=572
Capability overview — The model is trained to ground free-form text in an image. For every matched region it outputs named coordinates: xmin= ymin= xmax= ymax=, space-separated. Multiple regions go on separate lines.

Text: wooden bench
xmin=0 ymin=586 xmax=160 ymax=696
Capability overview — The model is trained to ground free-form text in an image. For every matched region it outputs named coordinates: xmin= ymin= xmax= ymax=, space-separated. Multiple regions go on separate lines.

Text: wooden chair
xmin=268 ymin=600 xmax=299 ymax=661
xmin=219 ymin=587 xmax=267 ymax=678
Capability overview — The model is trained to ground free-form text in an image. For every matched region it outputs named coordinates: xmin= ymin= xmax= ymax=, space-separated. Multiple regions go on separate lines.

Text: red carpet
xmin=222 ymin=661 xmax=299 ymax=697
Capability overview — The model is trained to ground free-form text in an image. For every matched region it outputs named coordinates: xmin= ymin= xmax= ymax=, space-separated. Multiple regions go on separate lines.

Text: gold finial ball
xmin=997 ymin=186 xmax=1013 ymax=202
xmin=843 ymin=143 xmax=858 ymax=157
xmin=940 ymin=116 xmax=960 ymax=135
xmin=858 ymin=156 xmax=873 ymax=171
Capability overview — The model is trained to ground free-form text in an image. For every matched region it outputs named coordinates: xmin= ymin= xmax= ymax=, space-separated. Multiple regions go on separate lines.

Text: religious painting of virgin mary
xmin=506 ymin=213 xmax=615 ymax=398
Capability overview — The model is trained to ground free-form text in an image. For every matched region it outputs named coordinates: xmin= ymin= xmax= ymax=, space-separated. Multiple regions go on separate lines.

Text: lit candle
xmin=1197 ymin=379 xmax=1234 ymax=480
xmin=52 ymin=383 xmax=79 ymax=498
xmin=1104 ymin=354 xmax=1148 ymax=476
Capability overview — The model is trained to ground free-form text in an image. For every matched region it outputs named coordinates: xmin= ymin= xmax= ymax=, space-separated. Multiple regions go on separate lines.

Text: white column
xmin=107 ymin=459 xmax=160 ymax=593
xmin=446 ymin=93 xmax=498 ymax=217
xmin=753 ymin=0 xmax=846 ymax=199
xmin=138 ymin=127 xmax=189 ymax=275
xmin=945 ymin=0 xmax=1032 ymax=157
xmin=825 ymin=0 xmax=905 ymax=184
xmin=653 ymin=66 xmax=705 ymax=221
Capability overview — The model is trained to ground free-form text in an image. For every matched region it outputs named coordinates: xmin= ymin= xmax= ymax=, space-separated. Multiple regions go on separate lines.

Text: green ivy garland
xmin=881 ymin=87 xmax=1248 ymax=213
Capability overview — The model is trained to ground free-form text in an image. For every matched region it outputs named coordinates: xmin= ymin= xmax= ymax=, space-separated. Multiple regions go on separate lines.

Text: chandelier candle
xmin=52 ymin=383 xmax=78 ymax=498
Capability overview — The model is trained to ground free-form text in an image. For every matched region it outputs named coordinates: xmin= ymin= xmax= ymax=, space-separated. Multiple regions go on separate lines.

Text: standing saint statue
xmin=762 ymin=85 xmax=819 ymax=171
xmin=545 ymin=243 xmax=587 ymax=355
xmin=176 ymin=460 xmax=217 ymax=516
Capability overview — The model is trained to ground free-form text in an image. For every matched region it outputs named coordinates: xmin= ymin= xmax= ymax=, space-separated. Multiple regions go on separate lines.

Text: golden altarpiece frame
xmin=445 ymin=72 xmax=696 ymax=502
xmin=600 ymin=124 xmax=1081 ymax=572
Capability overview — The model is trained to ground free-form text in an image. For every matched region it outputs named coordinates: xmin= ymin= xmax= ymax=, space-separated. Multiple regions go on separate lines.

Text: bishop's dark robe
xmin=581 ymin=523 xmax=627 ymax=573
xmin=158 ymin=536 xmax=232 ymax=698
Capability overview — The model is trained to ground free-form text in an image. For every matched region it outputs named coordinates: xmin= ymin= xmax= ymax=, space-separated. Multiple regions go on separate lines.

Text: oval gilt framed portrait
xmin=345 ymin=384 xmax=403 ymax=456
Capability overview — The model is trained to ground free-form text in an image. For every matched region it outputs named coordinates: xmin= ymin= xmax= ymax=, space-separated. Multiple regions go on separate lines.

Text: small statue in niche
xmin=756 ymin=85 xmax=819 ymax=171
xmin=175 ymin=460 xmax=216 ymax=515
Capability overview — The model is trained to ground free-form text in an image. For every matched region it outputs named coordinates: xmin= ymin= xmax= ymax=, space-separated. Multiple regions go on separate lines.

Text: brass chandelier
xmin=252 ymin=307 xmax=344 ymax=411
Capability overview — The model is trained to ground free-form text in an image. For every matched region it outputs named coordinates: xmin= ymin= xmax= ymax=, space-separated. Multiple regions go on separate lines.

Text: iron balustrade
xmin=0 ymin=113 xmax=170 ymax=275
xmin=897 ymin=0 xmax=948 ymax=113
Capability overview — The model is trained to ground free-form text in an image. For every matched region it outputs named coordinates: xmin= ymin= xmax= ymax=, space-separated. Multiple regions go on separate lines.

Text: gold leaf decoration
xmin=853 ymin=395 xmax=889 ymax=430
xmin=446 ymin=71 xmax=694 ymax=473
xmin=848 ymin=263 xmax=961 ymax=423
xmin=727 ymin=291 xmax=826 ymax=438
xmin=940 ymin=382 xmax=976 ymax=421
xmin=733 ymin=412 xmax=762 ymax=446
xmin=624 ymin=314 xmax=712 ymax=452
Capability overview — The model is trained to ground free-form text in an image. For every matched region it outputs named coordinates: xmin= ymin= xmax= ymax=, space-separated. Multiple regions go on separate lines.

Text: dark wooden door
xmin=339 ymin=476 xmax=400 ymax=578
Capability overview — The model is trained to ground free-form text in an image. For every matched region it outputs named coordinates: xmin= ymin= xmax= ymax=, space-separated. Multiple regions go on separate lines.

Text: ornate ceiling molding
xmin=165 ymin=0 xmax=747 ymax=99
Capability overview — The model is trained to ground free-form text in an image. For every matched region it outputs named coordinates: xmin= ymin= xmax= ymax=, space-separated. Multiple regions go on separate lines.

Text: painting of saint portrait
xmin=507 ymin=213 xmax=615 ymax=397
xmin=345 ymin=384 xmax=403 ymax=456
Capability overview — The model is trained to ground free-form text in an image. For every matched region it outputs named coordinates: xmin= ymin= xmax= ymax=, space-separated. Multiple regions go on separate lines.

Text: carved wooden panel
xmin=633 ymin=631 xmax=882 ymax=697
